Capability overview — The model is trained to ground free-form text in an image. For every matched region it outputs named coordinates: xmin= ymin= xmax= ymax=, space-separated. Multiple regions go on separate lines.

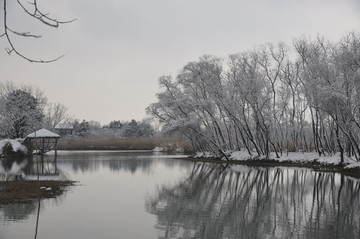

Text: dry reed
xmin=57 ymin=136 xmax=193 ymax=153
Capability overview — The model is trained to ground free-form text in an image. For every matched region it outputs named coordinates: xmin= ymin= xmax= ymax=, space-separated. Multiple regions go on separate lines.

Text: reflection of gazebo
xmin=24 ymin=128 xmax=60 ymax=156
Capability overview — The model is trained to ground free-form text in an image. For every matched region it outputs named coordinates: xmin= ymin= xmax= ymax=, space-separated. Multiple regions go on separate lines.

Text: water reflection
xmin=3 ymin=151 xmax=358 ymax=239
xmin=0 ymin=150 xmax=188 ymax=180
xmin=146 ymin=163 xmax=360 ymax=239
xmin=0 ymin=156 xmax=62 ymax=181
xmin=55 ymin=151 xmax=185 ymax=174
xmin=1 ymin=202 xmax=37 ymax=221
xmin=0 ymin=151 xmax=191 ymax=239
xmin=107 ymin=157 xmax=153 ymax=173
xmin=0 ymin=155 xmax=69 ymax=239
xmin=67 ymin=155 xmax=154 ymax=174
xmin=0 ymin=197 xmax=63 ymax=239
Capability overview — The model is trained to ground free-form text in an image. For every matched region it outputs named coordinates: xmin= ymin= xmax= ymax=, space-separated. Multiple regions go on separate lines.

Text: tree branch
xmin=2 ymin=0 xmax=75 ymax=63
xmin=7 ymin=28 xmax=41 ymax=38
xmin=17 ymin=0 xmax=76 ymax=27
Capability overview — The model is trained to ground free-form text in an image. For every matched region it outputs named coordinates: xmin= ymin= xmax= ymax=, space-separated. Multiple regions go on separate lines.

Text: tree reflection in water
xmin=1 ymin=202 xmax=37 ymax=221
xmin=146 ymin=163 xmax=360 ymax=239
xmin=56 ymin=152 xmax=157 ymax=174
xmin=0 ymin=155 xmax=69 ymax=239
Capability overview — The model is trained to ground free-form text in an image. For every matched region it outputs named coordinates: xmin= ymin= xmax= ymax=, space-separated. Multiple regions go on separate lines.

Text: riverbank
xmin=0 ymin=180 xmax=77 ymax=204
xmin=188 ymin=151 xmax=360 ymax=178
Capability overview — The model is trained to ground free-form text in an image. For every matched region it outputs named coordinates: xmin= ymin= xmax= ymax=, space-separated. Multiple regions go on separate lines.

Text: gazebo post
xmin=54 ymin=138 xmax=58 ymax=168
xmin=41 ymin=138 xmax=45 ymax=157
xmin=41 ymin=138 xmax=45 ymax=174
xmin=55 ymin=138 xmax=58 ymax=157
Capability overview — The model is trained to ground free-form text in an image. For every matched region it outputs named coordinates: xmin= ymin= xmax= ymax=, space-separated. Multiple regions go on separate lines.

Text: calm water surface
xmin=1 ymin=151 xmax=360 ymax=239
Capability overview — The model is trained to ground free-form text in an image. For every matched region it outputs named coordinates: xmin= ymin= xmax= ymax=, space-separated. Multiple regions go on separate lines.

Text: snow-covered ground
xmin=0 ymin=139 xmax=27 ymax=155
xmin=153 ymin=147 xmax=164 ymax=152
xmin=195 ymin=150 xmax=360 ymax=169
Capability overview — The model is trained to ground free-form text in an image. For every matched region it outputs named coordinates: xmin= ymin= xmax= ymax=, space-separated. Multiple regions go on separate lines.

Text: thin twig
xmin=7 ymin=28 xmax=42 ymax=38
xmin=3 ymin=0 xmax=75 ymax=63
xmin=17 ymin=0 xmax=76 ymax=27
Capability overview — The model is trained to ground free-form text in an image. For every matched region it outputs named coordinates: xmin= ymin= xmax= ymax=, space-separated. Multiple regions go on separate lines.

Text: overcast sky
xmin=1 ymin=0 xmax=359 ymax=125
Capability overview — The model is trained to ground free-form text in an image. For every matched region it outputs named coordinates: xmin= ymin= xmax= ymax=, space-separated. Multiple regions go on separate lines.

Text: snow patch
xmin=194 ymin=152 xmax=215 ymax=158
xmin=0 ymin=139 xmax=27 ymax=155
xmin=26 ymin=128 xmax=60 ymax=138
xmin=226 ymin=150 xmax=360 ymax=169
xmin=229 ymin=150 xmax=256 ymax=161
xmin=345 ymin=162 xmax=360 ymax=169
xmin=153 ymin=147 xmax=164 ymax=152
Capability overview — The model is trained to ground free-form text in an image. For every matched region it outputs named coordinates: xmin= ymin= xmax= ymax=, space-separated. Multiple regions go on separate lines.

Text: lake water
xmin=1 ymin=151 xmax=360 ymax=239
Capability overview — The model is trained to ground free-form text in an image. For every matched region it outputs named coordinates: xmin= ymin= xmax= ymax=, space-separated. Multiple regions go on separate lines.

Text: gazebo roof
xmin=26 ymin=128 xmax=60 ymax=139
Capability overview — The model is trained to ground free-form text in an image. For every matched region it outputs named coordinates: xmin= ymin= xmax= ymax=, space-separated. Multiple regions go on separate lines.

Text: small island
xmin=0 ymin=137 xmax=76 ymax=204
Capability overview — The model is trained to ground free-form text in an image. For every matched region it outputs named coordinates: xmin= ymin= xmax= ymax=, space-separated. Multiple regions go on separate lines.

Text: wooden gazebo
xmin=24 ymin=128 xmax=61 ymax=156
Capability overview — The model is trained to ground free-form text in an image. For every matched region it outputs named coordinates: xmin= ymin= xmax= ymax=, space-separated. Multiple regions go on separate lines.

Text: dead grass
xmin=0 ymin=180 xmax=76 ymax=204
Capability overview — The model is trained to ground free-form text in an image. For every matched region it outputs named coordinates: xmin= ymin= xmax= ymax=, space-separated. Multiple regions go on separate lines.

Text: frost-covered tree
xmin=136 ymin=121 xmax=154 ymax=137
xmin=108 ymin=120 xmax=123 ymax=129
xmin=294 ymin=34 xmax=360 ymax=162
xmin=123 ymin=119 xmax=138 ymax=137
xmin=73 ymin=120 xmax=90 ymax=137
xmin=0 ymin=81 xmax=75 ymax=139
xmin=0 ymin=89 xmax=44 ymax=138
xmin=122 ymin=119 xmax=154 ymax=137
xmin=148 ymin=32 xmax=360 ymax=161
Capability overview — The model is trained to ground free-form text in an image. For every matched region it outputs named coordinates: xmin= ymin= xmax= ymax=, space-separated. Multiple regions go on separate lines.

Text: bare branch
xmin=7 ymin=28 xmax=41 ymax=38
xmin=17 ymin=0 xmax=77 ymax=27
xmin=2 ymin=0 xmax=75 ymax=63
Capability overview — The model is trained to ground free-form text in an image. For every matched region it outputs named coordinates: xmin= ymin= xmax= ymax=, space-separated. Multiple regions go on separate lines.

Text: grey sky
xmin=1 ymin=0 xmax=359 ymax=124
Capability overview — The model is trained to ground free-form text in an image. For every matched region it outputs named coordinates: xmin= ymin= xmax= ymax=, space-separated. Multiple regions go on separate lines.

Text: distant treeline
xmin=0 ymin=81 xmax=159 ymax=140
xmin=74 ymin=119 xmax=155 ymax=138
xmin=148 ymin=32 xmax=360 ymax=162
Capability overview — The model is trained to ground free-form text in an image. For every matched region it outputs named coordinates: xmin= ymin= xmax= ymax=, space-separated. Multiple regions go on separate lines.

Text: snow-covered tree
xmin=0 ymin=89 xmax=44 ymax=138
xmin=148 ymin=32 xmax=360 ymax=161
xmin=108 ymin=120 xmax=123 ymax=129
xmin=73 ymin=120 xmax=90 ymax=137
xmin=122 ymin=119 xmax=154 ymax=137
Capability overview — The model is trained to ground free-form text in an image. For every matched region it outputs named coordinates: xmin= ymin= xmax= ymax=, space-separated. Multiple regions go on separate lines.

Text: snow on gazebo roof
xmin=25 ymin=128 xmax=60 ymax=139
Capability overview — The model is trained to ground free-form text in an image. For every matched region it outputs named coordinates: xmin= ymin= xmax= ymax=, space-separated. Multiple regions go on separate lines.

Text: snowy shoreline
xmin=191 ymin=151 xmax=360 ymax=177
